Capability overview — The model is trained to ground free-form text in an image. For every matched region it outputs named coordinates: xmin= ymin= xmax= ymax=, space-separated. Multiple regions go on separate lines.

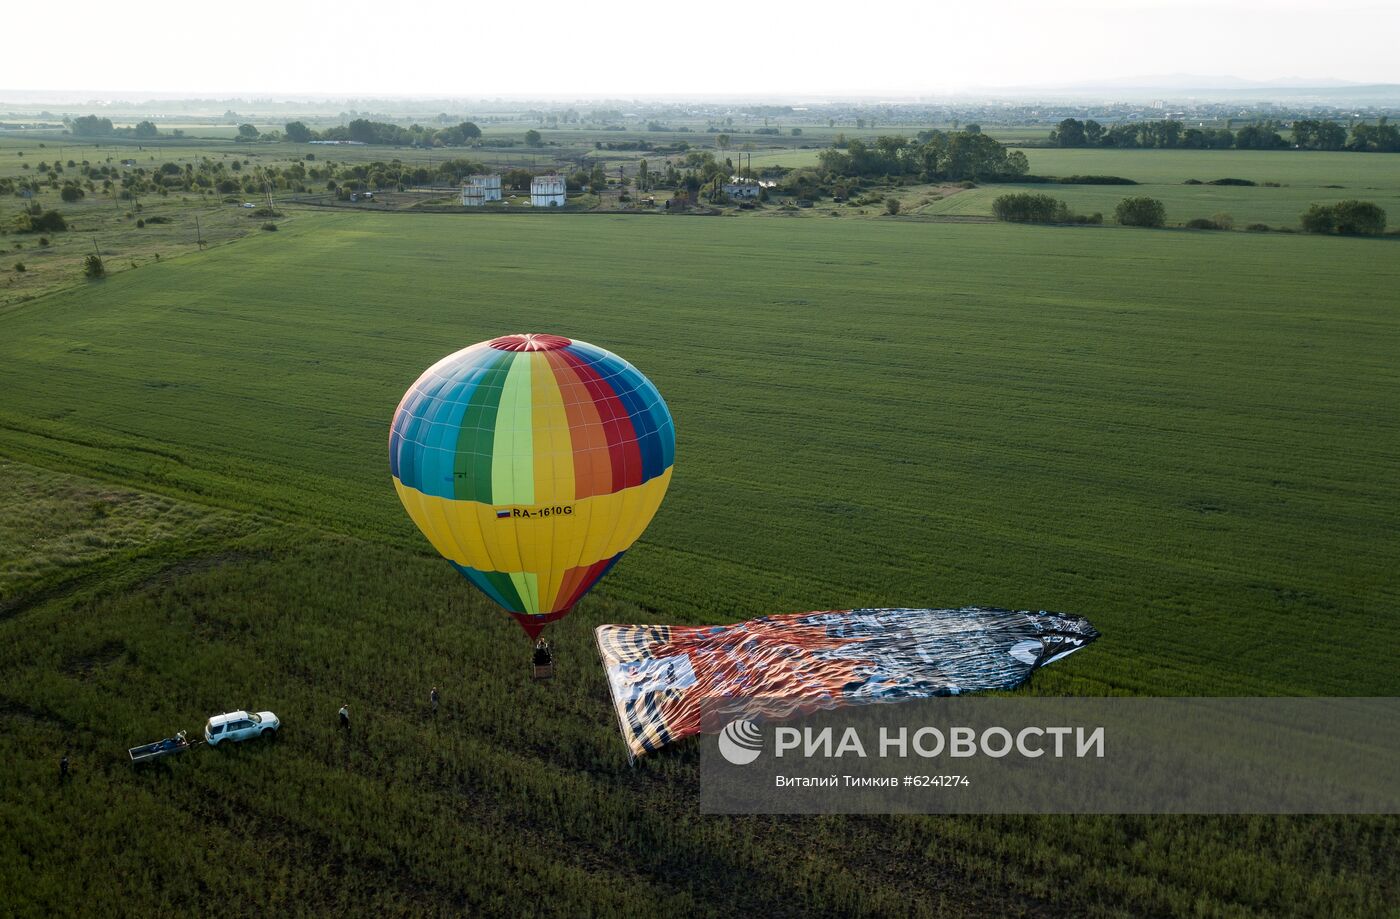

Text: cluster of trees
xmin=1347 ymin=119 xmax=1400 ymax=152
xmin=991 ymin=193 xmax=1101 ymax=225
xmin=1050 ymin=117 xmax=1400 ymax=152
xmin=70 ymin=115 xmax=114 ymax=136
xmin=817 ymin=130 xmax=1029 ymax=182
xmin=1115 ymin=197 xmax=1167 ymax=227
xmin=489 ymin=164 xmax=613 ymax=195
xmin=285 ymin=119 xmax=483 ymax=147
xmin=69 ymin=116 xmax=173 ymax=139
xmin=1291 ymin=119 xmax=1348 ymax=150
xmin=1300 ymin=200 xmax=1387 ymax=235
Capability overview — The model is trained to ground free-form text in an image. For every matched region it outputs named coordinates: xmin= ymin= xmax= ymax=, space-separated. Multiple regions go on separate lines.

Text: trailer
xmin=129 ymin=731 xmax=198 ymax=765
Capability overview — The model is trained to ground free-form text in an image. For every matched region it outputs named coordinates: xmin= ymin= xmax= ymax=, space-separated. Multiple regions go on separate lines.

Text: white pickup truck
xmin=205 ymin=710 xmax=280 ymax=745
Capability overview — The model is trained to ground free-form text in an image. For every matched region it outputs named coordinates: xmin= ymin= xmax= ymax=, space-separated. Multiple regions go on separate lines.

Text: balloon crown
xmin=488 ymin=333 xmax=572 ymax=352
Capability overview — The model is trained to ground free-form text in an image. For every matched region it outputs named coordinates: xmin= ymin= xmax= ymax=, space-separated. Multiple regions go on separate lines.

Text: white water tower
xmin=461 ymin=174 xmax=502 ymax=206
xmin=530 ymin=174 xmax=566 ymax=207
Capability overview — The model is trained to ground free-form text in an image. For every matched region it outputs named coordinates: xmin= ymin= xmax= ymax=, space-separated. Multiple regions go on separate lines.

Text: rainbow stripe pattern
xmin=390 ymin=334 xmax=675 ymax=636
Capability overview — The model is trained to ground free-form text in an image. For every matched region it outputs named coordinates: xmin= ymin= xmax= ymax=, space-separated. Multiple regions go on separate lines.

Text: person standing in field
xmin=430 ymin=687 xmax=439 ymax=715
xmin=59 ymin=752 xmax=70 ymax=781
xmin=338 ymin=703 xmax=350 ymax=733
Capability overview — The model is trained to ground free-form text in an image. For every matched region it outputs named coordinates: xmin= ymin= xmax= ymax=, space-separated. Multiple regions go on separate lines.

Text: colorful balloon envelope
xmin=390 ymin=334 xmax=675 ymax=637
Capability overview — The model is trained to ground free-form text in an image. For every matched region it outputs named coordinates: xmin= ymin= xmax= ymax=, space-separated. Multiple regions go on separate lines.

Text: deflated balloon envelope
xmin=596 ymin=607 xmax=1100 ymax=759
xmin=390 ymin=333 xmax=675 ymax=637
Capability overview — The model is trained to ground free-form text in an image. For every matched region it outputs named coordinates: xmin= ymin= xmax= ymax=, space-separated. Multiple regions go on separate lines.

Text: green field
xmin=916 ymin=148 xmax=1400 ymax=227
xmin=2 ymin=211 xmax=1398 ymax=916
xmin=1019 ymin=148 xmax=1400 ymax=188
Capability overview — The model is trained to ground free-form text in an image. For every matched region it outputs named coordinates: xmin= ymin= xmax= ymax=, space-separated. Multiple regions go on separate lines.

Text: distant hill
xmin=973 ymin=76 xmax=1400 ymax=106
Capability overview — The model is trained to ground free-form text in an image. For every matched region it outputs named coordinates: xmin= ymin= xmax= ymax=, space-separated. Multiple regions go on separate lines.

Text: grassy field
xmin=1 ymin=211 xmax=1397 ymax=916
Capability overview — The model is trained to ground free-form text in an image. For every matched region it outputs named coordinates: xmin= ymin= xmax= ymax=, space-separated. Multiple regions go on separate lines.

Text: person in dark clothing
xmin=533 ymin=640 xmax=551 ymax=667
xmin=59 ymin=753 xmax=70 ymax=781
xmin=338 ymin=703 xmax=350 ymax=732
xmin=430 ymin=687 xmax=439 ymax=715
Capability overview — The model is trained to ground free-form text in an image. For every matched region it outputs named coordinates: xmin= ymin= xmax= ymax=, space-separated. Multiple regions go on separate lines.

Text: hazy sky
xmin=3 ymin=0 xmax=1396 ymax=97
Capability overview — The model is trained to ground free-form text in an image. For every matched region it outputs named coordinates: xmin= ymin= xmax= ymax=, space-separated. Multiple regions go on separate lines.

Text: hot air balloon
xmin=390 ymin=333 xmax=675 ymax=641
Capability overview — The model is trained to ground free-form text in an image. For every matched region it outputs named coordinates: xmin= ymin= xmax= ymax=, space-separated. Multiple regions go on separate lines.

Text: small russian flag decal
xmin=496 ymin=509 xmax=511 ymax=519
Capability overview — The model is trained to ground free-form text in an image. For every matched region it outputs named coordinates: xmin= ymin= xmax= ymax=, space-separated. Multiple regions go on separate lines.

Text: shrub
xmin=38 ymin=237 xmax=49 ymax=247
xmin=1185 ymin=218 xmax=1223 ymax=230
xmin=83 ymin=254 xmax=105 ymax=278
xmin=1246 ymin=223 xmax=1270 ymax=232
xmin=1211 ymin=213 xmax=1235 ymax=230
xmin=1207 ymin=178 xmax=1255 ymax=186
xmin=261 ymin=222 xmax=278 ymax=231
xmin=1183 ymin=178 xmax=1203 ymax=185
xmin=13 ymin=210 xmax=67 ymax=233
xmin=1300 ymin=200 xmax=1386 ymax=235
xmin=884 ymin=198 xmax=901 ymax=216
xmin=1300 ymin=204 xmax=1335 ymax=234
xmin=1115 ymin=196 xmax=1167 ymax=228
xmin=958 ymin=180 xmax=976 ymax=189
xmin=136 ymin=219 xmax=145 ymax=228
xmin=144 ymin=216 xmax=172 ymax=224
xmin=60 ymin=184 xmax=85 ymax=202
xmin=1055 ymin=175 xmax=1136 ymax=185
xmin=13 ymin=262 xmax=23 ymax=272
xmin=1332 ymin=200 xmax=1386 ymax=235
xmin=36 ymin=210 xmax=66 ymax=232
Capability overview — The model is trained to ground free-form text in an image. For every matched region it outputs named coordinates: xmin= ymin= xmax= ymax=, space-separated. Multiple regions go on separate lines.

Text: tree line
xmin=65 ymin=115 xmax=484 ymax=148
xmin=286 ymin=120 xmax=482 ymax=147
xmin=3 ymin=153 xmax=496 ymax=203
xmin=818 ymin=130 xmax=1029 ymax=182
xmin=1049 ymin=117 xmax=1400 ymax=152
xmin=69 ymin=116 xmax=181 ymax=139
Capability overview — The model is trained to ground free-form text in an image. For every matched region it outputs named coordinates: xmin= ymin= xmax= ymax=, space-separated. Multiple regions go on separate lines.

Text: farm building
xmin=461 ymin=174 xmax=502 ymax=206
xmin=530 ymin=175 xmax=566 ymax=208
xmin=722 ymin=179 xmax=761 ymax=199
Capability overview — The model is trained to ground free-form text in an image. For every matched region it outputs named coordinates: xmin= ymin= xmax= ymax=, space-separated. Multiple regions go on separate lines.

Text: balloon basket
xmin=532 ymin=662 xmax=556 ymax=681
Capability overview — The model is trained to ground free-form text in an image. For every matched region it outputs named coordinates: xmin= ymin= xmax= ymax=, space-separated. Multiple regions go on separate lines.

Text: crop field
xmin=2 ymin=208 xmax=1399 ymax=916
xmin=916 ymin=180 xmax=1400 ymax=227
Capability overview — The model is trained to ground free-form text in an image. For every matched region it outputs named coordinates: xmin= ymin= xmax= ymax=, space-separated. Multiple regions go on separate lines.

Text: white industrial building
xmin=530 ymin=174 xmax=566 ymax=208
xmin=461 ymin=174 xmax=502 ymax=206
